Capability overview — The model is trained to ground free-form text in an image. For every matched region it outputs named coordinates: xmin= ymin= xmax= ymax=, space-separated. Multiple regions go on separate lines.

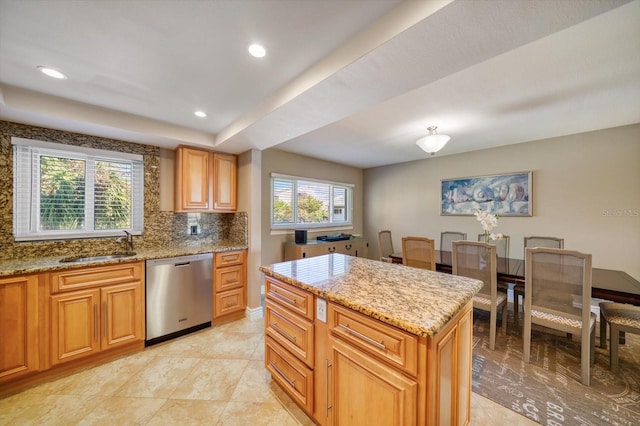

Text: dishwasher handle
xmin=174 ymin=262 xmax=191 ymax=267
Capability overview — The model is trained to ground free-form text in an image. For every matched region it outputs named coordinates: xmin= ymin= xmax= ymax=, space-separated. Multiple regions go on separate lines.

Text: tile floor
xmin=0 ymin=317 xmax=536 ymax=425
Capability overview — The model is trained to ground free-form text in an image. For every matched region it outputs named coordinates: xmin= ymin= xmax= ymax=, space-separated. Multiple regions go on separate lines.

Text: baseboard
xmin=245 ymin=305 xmax=264 ymax=320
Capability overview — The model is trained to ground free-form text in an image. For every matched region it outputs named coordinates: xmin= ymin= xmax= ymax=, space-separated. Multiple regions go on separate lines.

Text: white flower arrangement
xmin=475 ymin=209 xmax=504 ymax=243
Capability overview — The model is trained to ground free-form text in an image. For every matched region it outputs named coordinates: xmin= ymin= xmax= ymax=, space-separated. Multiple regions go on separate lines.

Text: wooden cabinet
xmin=264 ymin=277 xmax=315 ymax=416
xmin=263 ymin=274 xmax=474 ymax=426
xmin=174 ymin=146 xmax=237 ymax=212
xmin=0 ymin=274 xmax=39 ymax=383
xmin=49 ymin=262 xmax=144 ymax=365
xmin=284 ymin=238 xmax=368 ymax=261
xmin=213 ymin=250 xmax=246 ymax=319
xmin=213 ymin=153 xmax=237 ymax=211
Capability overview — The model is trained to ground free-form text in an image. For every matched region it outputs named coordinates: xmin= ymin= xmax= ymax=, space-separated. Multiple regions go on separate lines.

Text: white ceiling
xmin=1 ymin=0 xmax=639 ymax=169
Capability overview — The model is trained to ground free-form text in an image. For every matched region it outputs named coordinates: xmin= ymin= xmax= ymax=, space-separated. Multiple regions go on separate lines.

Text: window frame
xmin=12 ymin=137 xmax=144 ymax=241
xmin=270 ymin=173 xmax=353 ymax=231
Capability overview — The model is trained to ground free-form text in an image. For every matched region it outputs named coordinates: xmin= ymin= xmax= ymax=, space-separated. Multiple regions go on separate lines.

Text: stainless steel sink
xmin=59 ymin=253 xmax=136 ymax=263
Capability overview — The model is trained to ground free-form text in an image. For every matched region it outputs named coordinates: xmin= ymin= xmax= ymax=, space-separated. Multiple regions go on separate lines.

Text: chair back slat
xmin=378 ymin=230 xmax=394 ymax=261
xmin=402 ymin=237 xmax=435 ymax=271
xmin=441 ymin=231 xmax=467 ymax=252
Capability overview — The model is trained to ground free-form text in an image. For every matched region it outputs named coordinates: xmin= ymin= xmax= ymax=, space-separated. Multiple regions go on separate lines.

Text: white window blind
xmin=12 ymin=137 xmax=144 ymax=241
xmin=271 ymin=173 xmax=353 ymax=230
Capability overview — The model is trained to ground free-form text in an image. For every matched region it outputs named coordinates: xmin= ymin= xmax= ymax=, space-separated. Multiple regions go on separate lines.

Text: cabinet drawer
xmin=328 ymin=303 xmax=419 ymax=376
xmin=51 ymin=262 xmax=143 ymax=293
xmin=265 ymin=300 xmax=314 ymax=367
xmin=265 ymin=336 xmax=314 ymax=415
xmin=215 ymin=250 xmax=245 ymax=267
xmin=214 ymin=288 xmax=245 ymax=318
xmin=214 ymin=265 xmax=243 ymax=292
xmin=265 ymin=277 xmax=314 ymax=321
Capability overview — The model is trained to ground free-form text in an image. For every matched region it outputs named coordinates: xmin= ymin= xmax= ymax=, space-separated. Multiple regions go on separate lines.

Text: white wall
xmin=363 ymin=124 xmax=640 ymax=280
xmin=261 ymin=149 xmax=364 ymax=267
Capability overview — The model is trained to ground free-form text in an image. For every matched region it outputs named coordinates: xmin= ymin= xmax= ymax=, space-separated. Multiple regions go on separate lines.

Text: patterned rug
xmin=471 ymin=308 xmax=640 ymax=426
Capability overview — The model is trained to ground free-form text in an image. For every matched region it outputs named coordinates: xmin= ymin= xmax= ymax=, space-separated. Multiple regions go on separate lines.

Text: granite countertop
xmin=259 ymin=253 xmax=483 ymax=338
xmin=0 ymin=240 xmax=247 ymax=277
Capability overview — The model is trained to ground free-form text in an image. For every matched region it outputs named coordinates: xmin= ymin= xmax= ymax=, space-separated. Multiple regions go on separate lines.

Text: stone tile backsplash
xmin=0 ymin=120 xmax=247 ymax=261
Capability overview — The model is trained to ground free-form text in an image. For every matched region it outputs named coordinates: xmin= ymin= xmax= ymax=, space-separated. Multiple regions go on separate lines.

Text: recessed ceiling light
xmin=194 ymin=111 xmax=207 ymax=118
xmin=248 ymin=44 xmax=266 ymax=58
xmin=37 ymin=66 xmax=67 ymax=79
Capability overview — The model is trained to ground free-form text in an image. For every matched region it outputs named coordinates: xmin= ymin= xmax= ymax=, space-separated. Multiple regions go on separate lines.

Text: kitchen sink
xmin=59 ymin=252 xmax=137 ymax=263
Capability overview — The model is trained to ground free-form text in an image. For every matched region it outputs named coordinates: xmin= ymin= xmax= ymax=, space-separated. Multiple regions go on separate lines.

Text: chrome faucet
xmin=117 ymin=230 xmax=135 ymax=253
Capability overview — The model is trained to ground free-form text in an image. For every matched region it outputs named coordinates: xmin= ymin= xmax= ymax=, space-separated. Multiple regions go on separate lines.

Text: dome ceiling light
xmin=416 ymin=126 xmax=450 ymax=155
xmin=37 ymin=66 xmax=67 ymax=79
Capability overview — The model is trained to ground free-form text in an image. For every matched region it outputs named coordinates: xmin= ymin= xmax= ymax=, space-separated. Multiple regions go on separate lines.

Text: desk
xmin=389 ymin=251 xmax=640 ymax=306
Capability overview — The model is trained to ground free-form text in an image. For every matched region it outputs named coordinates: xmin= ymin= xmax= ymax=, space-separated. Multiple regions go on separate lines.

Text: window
xmin=12 ymin=137 xmax=144 ymax=241
xmin=271 ymin=173 xmax=353 ymax=230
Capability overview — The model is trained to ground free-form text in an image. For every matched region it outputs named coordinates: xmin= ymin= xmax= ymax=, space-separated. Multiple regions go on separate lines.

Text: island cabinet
xmin=284 ymin=238 xmax=368 ymax=261
xmin=49 ymin=261 xmax=145 ymax=365
xmin=213 ymin=250 xmax=246 ymax=320
xmin=0 ymin=274 xmax=40 ymax=384
xmin=174 ymin=145 xmax=237 ymax=213
xmin=263 ymin=273 xmax=474 ymax=426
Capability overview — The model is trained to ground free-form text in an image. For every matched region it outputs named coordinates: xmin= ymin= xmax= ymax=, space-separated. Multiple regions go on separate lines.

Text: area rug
xmin=471 ymin=309 xmax=640 ymax=426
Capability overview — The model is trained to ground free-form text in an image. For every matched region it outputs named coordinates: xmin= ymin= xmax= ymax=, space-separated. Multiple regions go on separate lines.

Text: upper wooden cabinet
xmin=174 ymin=146 xmax=237 ymax=212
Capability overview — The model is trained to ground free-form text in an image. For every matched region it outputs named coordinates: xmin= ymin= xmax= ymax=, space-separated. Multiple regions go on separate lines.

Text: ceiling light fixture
xmin=248 ymin=43 xmax=266 ymax=58
xmin=37 ymin=66 xmax=67 ymax=79
xmin=194 ymin=111 xmax=207 ymax=118
xmin=416 ymin=126 xmax=450 ymax=155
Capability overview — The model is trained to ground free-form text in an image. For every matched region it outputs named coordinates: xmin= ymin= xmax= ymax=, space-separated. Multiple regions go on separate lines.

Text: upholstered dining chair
xmin=599 ymin=302 xmax=640 ymax=372
xmin=401 ymin=237 xmax=436 ymax=271
xmin=523 ymin=247 xmax=595 ymax=386
xmin=378 ymin=230 xmax=394 ymax=263
xmin=452 ymin=240 xmax=506 ymax=350
xmin=441 ymin=231 xmax=467 ymax=253
xmin=514 ymin=236 xmax=566 ymax=324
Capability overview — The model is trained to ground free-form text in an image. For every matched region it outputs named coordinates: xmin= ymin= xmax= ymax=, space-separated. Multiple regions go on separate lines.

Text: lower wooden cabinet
xmin=0 ymin=274 xmax=39 ymax=383
xmin=50 ymin=262 xmax=144 ymax=366
xmin=264 ymin=275 xmax=474 ymax=426
xmin=327 ymin=335 xmax=418 ymax=425
xmin=213 ymin=250 xmax=247 ymax=320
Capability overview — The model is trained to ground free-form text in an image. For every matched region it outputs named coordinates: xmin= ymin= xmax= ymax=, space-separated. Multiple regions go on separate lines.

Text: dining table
xmin=389 ymin=250 xmax=640 ymax=307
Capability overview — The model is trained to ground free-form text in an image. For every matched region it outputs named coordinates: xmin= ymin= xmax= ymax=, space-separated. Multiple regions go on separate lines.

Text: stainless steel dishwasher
xmin=145 ymin=253 xmax=213 ymax=345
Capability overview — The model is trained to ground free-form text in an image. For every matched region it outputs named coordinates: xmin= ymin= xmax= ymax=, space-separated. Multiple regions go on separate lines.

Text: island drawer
xmin=265 ymin=277 xmax=314 ymax=321
xmin=265 ymin=299 xmax=314 ymax=367
xmin=328 ymin=302 xmax=419 ymax=376
xmin=265 ymin=336 xmax=314 ymax=415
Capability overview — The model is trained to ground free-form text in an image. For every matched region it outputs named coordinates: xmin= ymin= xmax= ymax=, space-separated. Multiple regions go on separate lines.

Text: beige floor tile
xmin=0 ymin=394 xmax=101 ymax=426
xmin=76 ymin=396 xmax=166 ymax=425
xmin=146 ymin=399 xmax=228 ymax=425
xmin=217 ymin=401 xmax=302 ymax=426
xmin=230 ymin=360 xmax=281 ymax=403
xmin=114 ymin=356 xmax=200 ymax=398
xmin=170 ymin=358 xmax=249 ymax=401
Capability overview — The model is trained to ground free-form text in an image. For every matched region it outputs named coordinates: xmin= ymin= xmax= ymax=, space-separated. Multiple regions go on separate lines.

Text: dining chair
xmin=401 ymin=237 xmax=436 ymax=271
xmin=441 ymin=231 xmax=467 ymax=253
xmin=523 ymin=247 xmax=595 ymax=386
xmin=598 ymin=302 xmax=640 ymax=372
xmin=378 ymin=230 xmax=394 ymax=263
xmin=452 ymin=240 xmax=506 ymax=350
xmin=514 ymin=236 xmax=566 ymax=325
xmin=477 ymin=233 xmax=510 ymax=259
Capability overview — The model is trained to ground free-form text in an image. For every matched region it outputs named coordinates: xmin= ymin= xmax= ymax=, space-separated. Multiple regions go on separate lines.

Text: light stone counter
xmin=259 ymin=253 xmax=483 ymax=338
xmin=0 ymin=240 xmax=247 ymax=277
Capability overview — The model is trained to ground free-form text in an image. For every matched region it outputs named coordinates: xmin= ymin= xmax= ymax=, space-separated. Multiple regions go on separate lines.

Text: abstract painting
xmin=441 ymin=171 xmax=532 ymax=216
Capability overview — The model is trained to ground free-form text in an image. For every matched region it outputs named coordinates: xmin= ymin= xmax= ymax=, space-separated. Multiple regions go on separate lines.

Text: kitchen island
xmin=259 ymin=253 xmax=483 ymax=426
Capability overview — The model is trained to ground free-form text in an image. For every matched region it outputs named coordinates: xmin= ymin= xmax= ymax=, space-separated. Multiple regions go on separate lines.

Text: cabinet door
xmin=214 ymin=288 xmax=245 ymax=318
xmin=328 ymin=336 xmax=417 ymax=425
xmin=214 ymin=265 xmax=243 ymax=292
xmin=175 ymin=146 xmax=212 ymax=211
xmin=101 ymin=282 xmax=144 ymax=350
xmin=212 ymin=153 xmax=237 ymax=211
xmin=0 ymin=275 xmax=39 ymax=381
xmin=51 ymin=289 xmax=101 ymax=365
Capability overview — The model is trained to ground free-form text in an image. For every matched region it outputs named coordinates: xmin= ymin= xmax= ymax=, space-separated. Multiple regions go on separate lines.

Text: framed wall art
xmin=441 ymin=171 xmax=532 ymax=216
